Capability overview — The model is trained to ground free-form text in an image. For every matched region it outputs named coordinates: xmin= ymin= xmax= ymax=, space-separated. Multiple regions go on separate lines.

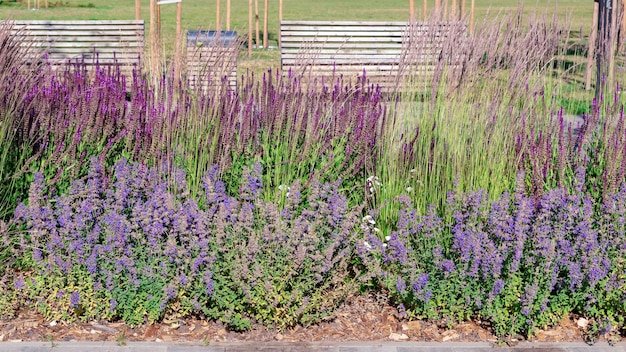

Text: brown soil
xmin=0 ymin=294 xmax=612 ymax=345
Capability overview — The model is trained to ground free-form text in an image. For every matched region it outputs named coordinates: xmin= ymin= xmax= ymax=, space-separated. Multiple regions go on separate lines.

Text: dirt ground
xmin=0 ymin=294 xmax=616 ymax=346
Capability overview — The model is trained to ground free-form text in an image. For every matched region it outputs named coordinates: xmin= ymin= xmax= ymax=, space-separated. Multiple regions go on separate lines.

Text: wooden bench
xmin=8 ymin=20 xmax=144 ymax=73
xmin=185 ymin=30 xmax=239 ymax=93
xmin=280 ymin=20 xmax=466 ymax=91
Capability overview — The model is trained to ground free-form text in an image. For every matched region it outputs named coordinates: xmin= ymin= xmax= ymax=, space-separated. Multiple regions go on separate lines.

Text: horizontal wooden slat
xmin=282 ymin=31 xmax=408 ymax=37
xmin=5 ymin=20 xmax=145 ymax=70
xmin=14 ymin=31 xmax=143 ymax=37
xmin=280 ymin=20 xmax=465 ymax=91
xmin=23 ymin=42 xmax=143 ymax=49
xmin=10 ymin=20 xmax=144 ymax=24
xmin=281 ymin=36 xmax=407 ymax=43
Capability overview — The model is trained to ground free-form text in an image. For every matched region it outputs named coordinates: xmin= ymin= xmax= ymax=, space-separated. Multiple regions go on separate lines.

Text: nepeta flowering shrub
xmin=361 ymin=170 xmax=626 ymax=337
xmin=11 ymin=158 xmax=361 ymax=329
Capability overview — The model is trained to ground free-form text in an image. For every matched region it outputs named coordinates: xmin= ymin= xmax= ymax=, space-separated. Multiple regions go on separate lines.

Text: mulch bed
xmin=0 ymin=294 xmax=611 ymax=345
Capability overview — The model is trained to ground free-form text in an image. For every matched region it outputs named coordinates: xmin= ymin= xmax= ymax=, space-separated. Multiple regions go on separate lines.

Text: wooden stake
xmin=135 ymin=0 xmax=141 ymax=20
xmin=435 ymin=0 xmax=441 ymax=16
xmin=255 ymin=0 xmax=260 ymax=49
xmin=423 ymin=0 xmax=427 ymax=20
xmin=470 ymin=0 xmax=475 ymax=33
xmin=216 ymin=0 xmax=221 ymax=30
xmin=410 ymin=0 xmax=415 ymax=21
xmin=175 ymin=1 xmax=182 ymax=82
xmin=149 ymin=0 xmax=156 ymax=74
xmin=157 ymin=4 xmax=161 ymax=36
xmin=461 ymin=0 xmax=466 ymax=19
xmin=451 ymin=0 xmax=457 ymax=20
xmin=586 ymin=1 xmax=600 ymax=90
xmin=609 ymin=0 xmax=619 ymax=89
xmin=263 ymin=0 xmax=268 ymax=48
xmin=596 ymin=0 xmax=607 ymax=97
xmin=623 ymin=0 xmax=626 ymax=42
xmin=227 ymin=0 xmax=231 ymax=30
xmin=248 ymin=0 xmax=253 ymax=57
xmin=279 ymin=0 xmax=283 ymax=48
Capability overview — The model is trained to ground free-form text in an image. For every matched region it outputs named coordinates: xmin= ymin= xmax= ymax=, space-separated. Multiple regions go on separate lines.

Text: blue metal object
xmin=186 ymin=30 xmax=238 ymax=47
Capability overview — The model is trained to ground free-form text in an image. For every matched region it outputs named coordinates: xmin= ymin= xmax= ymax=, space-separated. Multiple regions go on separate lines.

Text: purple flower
xmin=69 ymin=291 xmax=80 ymax=308
xmin=411 ymin=273 xmax=429 ymax=295
xmin=396 ymin=277 xmax=406 ymax=293
xmin=491 ymin=279 xmax=505 ymax=296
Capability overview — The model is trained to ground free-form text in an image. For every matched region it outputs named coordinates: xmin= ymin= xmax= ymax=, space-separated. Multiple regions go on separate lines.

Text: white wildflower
xmin=278 ymin=184 xmax=288 ymax=192
xmin=406 ymin=186 xmax=413 ymax=193
xmin=363 ymin=241 xmax=372 ymax=250
xmin=362 ymin=215 xmax=376 ymax=225
xmin=385 ymin=235 xmax=391 ymax=241
xmin=382 ymin=243 xmax=388 ymax=248
xmin=373 ymin=227 xmax=380 ymax=233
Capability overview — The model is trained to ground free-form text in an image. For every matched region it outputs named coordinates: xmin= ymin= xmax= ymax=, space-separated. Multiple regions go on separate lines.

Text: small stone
xmin=442 ymin=331 xmax=460 ymax=342
xmin=216 ymin=329 xmax=226 ymax=337
xmin=577 ymin=318 xmax=589 ymax=329
xmin=155 ymin=338 xmax=163 ymax=342
xmin=389 ymin=332 xmax=409 ymax=341
xmin=9 ymin=339 xmax=22 ymax=342
xmin=91 ymin=324 xmax=117 ymax=333
xmin=0 ymin=334 xmax=4 ymax=342
xmin=49 ymin=321 xmax=57 ymax=327
xmin=90 ymin=329 xmax=97 ymax=334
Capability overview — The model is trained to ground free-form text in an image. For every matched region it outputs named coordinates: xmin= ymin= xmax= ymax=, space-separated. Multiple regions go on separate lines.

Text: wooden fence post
xmin=586 ymin=1 xmax=600 ymax=90
xmin=451 ymin=0 xmax=457 ymax=20
xmin=175 ymin=1 xmax=181 ymax=82
xmin=423 ymin=0 xmax=427 ymax=20
xmin=470 ymin=0 xmax=475 ymax=33
xmin=255 ymin=0 xmax=260 ymax=48
xmin=150 ymin=0 xmax=156 ymax=74
xmin=279 ymin=0 xmax=283 ymax=48
xmin=227 ymin=0 xmax=231 ymax=30
xmin=216 ymin=0 xmax=221 ymax=30
xmin=248 ymin=0 xmax=253 ymax=57
xmin=410 ymin=0 xmax=415 ymax=21
xmin=135 ymin=0 xmax=141 ymax=20
xmin=263 ymin=0 xmax=268 ymax=48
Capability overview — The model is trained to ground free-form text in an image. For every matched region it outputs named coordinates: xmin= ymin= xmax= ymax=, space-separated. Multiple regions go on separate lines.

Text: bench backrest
xmin=9 ymin=20 xmax=144 ymax=68
xmin=280 ymin=20 xmax=466 ymax=90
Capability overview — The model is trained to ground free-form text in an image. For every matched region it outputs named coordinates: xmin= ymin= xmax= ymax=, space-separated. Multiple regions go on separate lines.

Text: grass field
xmin=0 ymin=0 xmax=595 ymax=72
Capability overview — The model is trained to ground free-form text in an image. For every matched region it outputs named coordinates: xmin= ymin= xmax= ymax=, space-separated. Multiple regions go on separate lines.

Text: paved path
xmin=0 ymin=341 xmax=624 ymax=352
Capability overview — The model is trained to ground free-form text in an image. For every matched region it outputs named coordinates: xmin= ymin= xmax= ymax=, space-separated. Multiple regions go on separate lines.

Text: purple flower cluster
xmin=361 ymin=169 xmax=626 ymax=336
xmin=13 ymin=158 xmax=362 ymax=328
